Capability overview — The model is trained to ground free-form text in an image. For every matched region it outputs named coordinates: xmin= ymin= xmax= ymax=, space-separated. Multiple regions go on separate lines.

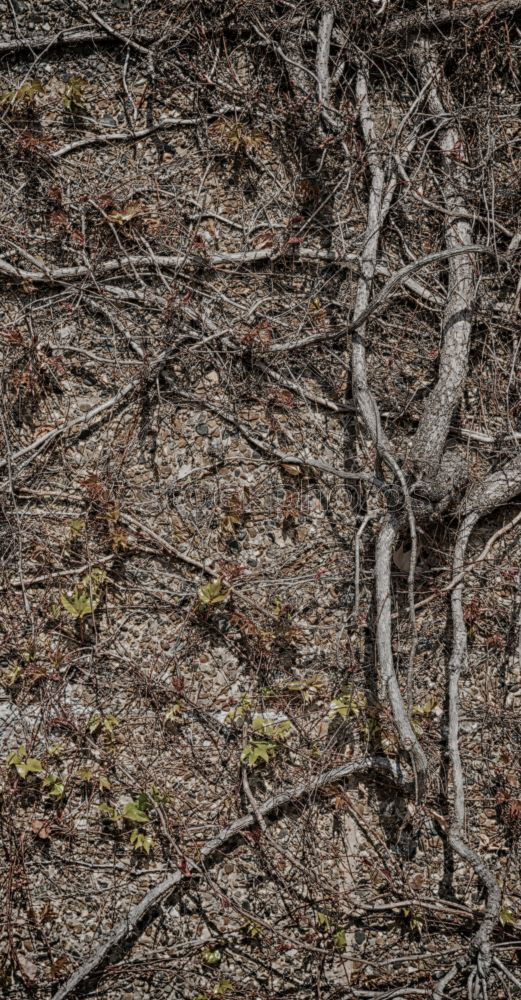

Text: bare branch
xmin=411 ymin=40 xmax=480 ymax=481
xmin=316 ymin=9 xmax=334 ymax=114
xmin=384 ymin=0 xmax=521 ymax=39
xmin=375 ymin=517 xmax=428 ymax=789
xmin=71 ymin=0 xmax=150 ymax=56
xmin=51 ymin=108 xmax=239 ymax=158
xmin=442 ymin=453 xmax=521 ymax=982
xmin=0 ymin=26 xmax=156 ymax=57
xmin=51 ymin=756 xmax=407 ymax=1000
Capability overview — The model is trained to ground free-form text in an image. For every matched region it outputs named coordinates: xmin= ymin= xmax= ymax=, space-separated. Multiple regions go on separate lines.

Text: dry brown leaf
xmin=39 ymin=901 xmax=55 ymax=923
xmin=50 ymin=955 xmax=71 ymax=979
xmin=16 ymin=953 xmax=38 ymax=983
xmin=107 ymin=201 xmax=146 ymax=226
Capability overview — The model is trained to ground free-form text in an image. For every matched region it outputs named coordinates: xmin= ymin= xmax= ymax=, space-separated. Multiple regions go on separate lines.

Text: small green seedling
xmin=97 ymin=796 xmax=154 ymax=852
xmin=329 ymin=688 xmax=367 ymax=720
xmin=243 ymin=921 xmax=262 ymax=939
xmin=214 ymin=981 xmax=234 ymax=997
xmin=284 ymin=675 xmax=324 ymax=703
xmin=499 ymin=906 xmax=516 ymax=928
xmin=42 ymin=774 xmax=65 ymax=798
xmin=251 ymin=716 xmax=293 ymax=740
xmin=121 ymin=800 xmax=149 ymax=824
xmin=129 ymin=829 xmax=153 ymax=854
xmin=401 ymin=907 xmax=423 ymax=936
xmin=225 ymin=693 xmax=253 ymax=725
xmin=0 ymin=79 xmax=43 ymax=108
xmin=316 ymin=911 xmax=331 ymax=931
xmin=333 ymin=928 xmax=347 ymax=950
xmin=197 ymin=578 xmax=229 ymax=608
xmin=77 ymin=767 xmax=111 ymax=791
xmin=7 ymin=745 xmax=43 ymax=779
xmin=63 ymin=77 xmax=88 ymax=113
xmin=60 ymin=568 xmax=106 ymax=621
xmin=201 ymin=947 xmax=221 ymax=966
xmin=316 ymin=912 xmax=347 ymax=949
xmin=88 ymin=713 xmax=118 ymax=740
xmin=241 ymin=740 xmax=276 ymax=767
xmin=97 ymin=802 xmax=119 ymax=822
xmin=68 ymin=518 xmax=85 ymax=540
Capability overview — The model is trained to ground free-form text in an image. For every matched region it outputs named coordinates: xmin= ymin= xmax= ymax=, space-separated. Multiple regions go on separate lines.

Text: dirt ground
xmin=0 ymin=3 xmax=520 ymax=999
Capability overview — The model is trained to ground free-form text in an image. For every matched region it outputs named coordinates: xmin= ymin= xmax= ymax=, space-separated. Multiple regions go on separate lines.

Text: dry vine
xmin=0 ymin=3 xmax=520 ymax=1000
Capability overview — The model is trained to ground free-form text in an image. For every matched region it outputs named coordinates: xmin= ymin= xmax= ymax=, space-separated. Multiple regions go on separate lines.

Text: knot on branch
xmin=412 ymin=450 xmax=468 ymax=516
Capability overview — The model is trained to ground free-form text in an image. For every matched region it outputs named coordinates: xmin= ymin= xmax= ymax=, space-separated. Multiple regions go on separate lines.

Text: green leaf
xmin=316 ymin=911 xmax=331 ymax=931
xmin=333 ymin=928 xmax=347 ymax=949
xmin=499 ymin=906 xmax=516 ymax=928
xmin=225 ymin=694 xmax=252 ymax=725
xmin=77 ymin=767 xmax=93 ymax=782
xmin=269 ymin=720 xmax=293 ymax=740
xmin=129 ymin=829 xmax=153 ymax=853
xmin=7 ymin=745 xmax=26 ymax=767
xmin=148 ymin=783 xmax=167 ymax=804
xmin=412 ymin=696 xmax=439 ymax=717
xmin=215 ymin=981 xmax=234 ymax=997
xmin=0 ymin=79 xmax=43 ymax=107
xmin=63 ymin=76 xmax=88 ymax=112
xmin=88 ymin=713 xmax=118 ymax=738
xmin=88 ymin=714 xmax=102 ymax=734
xmin=2 ymin=662 xmax=22 ymax=686
xmin=59 ymin=569 xmax=106 ymax=619
xmin=97 ymin=803 xmax=119 ymax=821
xmin=197 ymin=578 xmax=229 ymax=606
xmin=244 ymin=921 xmax=262 ymax=938
xmin=68 ymin=518 xmax=85 ymax=539
xmin=201 ymin=947 xmax=221 ymax=966
xmin=82 ymin=568 xmax=106 ymax=590
xmin=401 ymin=907 xmax=423 ymax=934
xmin=17 ymin=758 xmax=43 ymax=779
xmin=121 ymin=801 xmax=149 ymax=824
xmin=285 ymin=675 xmax=324 ymax=703
xmin=241 ymin=741 xmax=276 ymax=767
xmin=102 ymin=714 xmax=118 ymax=736
xmin=251 ymin=716 xmax=293 ymax=740
xmin=60 ymin=591 xmax=92 ymax=619
xmin=329 ymin=689 xmax=367 ymax=720
xmin=135 ymin=792 xmax=152 ymax=813
xmin=42 ymin=774 xmax=65 ymax=798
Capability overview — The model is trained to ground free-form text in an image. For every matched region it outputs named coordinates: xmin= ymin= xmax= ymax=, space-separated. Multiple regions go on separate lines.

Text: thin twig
xmin=72 ymin=0 xmax=151 ymax=56
xmin=51 ymin=756 xmax=407 ymax=1000
xmin=0 ymin=27 xmax=156 ymax=57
